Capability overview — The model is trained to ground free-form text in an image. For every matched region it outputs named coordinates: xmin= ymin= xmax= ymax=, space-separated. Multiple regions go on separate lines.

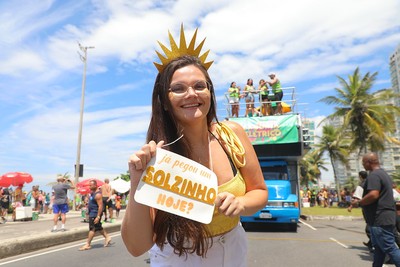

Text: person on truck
xmin=258 ymin=79 xmax=270 ymax=116
xmin=228 ymin=81 xmax=241 ymax=117
xmin=267 ymin=72 xmax=283 ymax=115
xmin=243 ymin=78 xmax=257 ymax=117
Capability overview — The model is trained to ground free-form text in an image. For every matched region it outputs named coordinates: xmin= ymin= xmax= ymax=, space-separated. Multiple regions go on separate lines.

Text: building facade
xmin=390 ymin=43 xmax=400 ymax=97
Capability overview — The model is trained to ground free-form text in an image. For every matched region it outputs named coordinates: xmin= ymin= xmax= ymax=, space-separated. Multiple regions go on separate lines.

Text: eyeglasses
xmin=169 ymin=80 xmax=209 ymax=94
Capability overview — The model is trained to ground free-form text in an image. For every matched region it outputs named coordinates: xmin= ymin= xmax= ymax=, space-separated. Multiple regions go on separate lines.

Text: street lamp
xmin=74 ymin=43 xmax=94 ymax=206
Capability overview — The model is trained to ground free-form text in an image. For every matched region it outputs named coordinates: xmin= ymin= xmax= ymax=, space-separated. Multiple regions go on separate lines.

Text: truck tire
xmin=289 ymin=223 xmax=298 ymax=232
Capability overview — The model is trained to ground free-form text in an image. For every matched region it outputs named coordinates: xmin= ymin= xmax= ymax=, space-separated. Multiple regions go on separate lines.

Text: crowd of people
xmin=0 ymin=176 xmax=126 ymax=227
xmin=0 ymin=184 xmax=54 ymax=223
xmin=301 ymin=187 xmax=338 ymax=208
xmin=227 ymin=73 xmax=284 ymax=117
xmin=1 ymin=175 xmax=130 ymax=253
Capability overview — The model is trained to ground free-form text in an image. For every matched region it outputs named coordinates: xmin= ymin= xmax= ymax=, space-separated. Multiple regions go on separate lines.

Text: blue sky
xmin=1 ymin=0 xmax=400 ymax=192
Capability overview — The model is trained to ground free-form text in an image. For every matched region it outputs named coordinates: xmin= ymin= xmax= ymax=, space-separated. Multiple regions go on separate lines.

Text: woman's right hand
xmin=128 ymin=140 xmax=164 ymax=188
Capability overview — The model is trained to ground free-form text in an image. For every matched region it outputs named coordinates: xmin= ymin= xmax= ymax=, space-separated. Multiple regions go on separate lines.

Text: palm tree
xmin=118 ymin=171 xmax=130 ymax=182
xmin=59 ymin=172 xmax=71 ymax=180
xmin=46 ymin=172 xmax=72 ymax=187
xmin=300 ymin=150 xmax=328 ymax=186
xmin=319 ymin=67 xmax=400 ymax=155
xmin=392 ymin=169 xmax=400 ymax=186
xmin=300 ymin=156 xmax=316 ymax=187
xmin=343 ymin=176 xmax=358 ymax=193
xmin=314 ymin=125 xmax=349 ymax=199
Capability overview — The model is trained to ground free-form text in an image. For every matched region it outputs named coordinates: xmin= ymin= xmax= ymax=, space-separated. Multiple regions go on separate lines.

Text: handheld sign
xmin=134 ymin=148 xmax=218 ymax=224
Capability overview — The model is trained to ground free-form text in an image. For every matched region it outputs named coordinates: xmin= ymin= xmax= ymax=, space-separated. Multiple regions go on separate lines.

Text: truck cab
xmin=229 ymin=113 xmax=306 ymax=232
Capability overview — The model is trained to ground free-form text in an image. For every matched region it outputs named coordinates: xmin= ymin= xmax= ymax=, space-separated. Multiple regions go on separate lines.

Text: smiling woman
xmin=121 ymin=25 xmax=268 ymax=266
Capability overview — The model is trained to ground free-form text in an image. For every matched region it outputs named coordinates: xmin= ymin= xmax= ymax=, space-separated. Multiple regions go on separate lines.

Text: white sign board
xmin=352 ymin=186 xmax=363 ymax=200
xmin=134 ymin=148 xmax=218 ymax=224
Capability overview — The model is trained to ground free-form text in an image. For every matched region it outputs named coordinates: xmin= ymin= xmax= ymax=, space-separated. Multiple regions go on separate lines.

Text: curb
xmin=0 ymin=223 xmax=121 ymax=259
xmin=300 ymin=215 xmax=364 ymax=221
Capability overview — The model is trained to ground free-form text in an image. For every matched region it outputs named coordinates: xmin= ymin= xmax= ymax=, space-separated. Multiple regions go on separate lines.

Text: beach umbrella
xmin=76 ymin=178 xmax=104 ymax=194
xmin=76 ymin=187 xmax=91 ymax=194
xmin=0 ymin=172 xmax=33 ymax=187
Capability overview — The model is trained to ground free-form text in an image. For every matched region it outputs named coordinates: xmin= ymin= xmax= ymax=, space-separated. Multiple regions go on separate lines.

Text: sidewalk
xmin=0 ymin=210 xmax=124 ymax=259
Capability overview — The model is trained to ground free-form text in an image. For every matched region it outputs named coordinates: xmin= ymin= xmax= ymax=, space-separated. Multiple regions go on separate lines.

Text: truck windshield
xmin=262 ymin=171 xmax=288 ymax=181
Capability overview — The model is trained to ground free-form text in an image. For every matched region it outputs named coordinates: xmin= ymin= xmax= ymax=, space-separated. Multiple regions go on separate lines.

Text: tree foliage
xmin=300 ymin=150 xmax=328 ymax=186
xmin=314 ymin=125 xmax=349 ymax=195
xmin=319 ymin=67 xmax=400 ymax=155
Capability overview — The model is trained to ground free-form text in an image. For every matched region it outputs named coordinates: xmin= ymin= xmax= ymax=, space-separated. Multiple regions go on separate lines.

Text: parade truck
xmin=230 ymin=114 xmax=307 ymax=232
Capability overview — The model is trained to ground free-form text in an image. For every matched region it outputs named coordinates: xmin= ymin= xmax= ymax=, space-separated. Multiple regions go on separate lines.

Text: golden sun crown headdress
xmin=154 ymin=24 xmax=213 ymax=73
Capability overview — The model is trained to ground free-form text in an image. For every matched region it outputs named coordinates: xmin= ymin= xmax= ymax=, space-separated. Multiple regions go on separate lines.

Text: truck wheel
xmin=289 ymin=223 xmax=298 ymax=232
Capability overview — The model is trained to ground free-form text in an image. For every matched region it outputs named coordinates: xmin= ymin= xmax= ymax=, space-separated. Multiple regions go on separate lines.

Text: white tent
xmin=110 ymin=178 xmax=130 ymax=193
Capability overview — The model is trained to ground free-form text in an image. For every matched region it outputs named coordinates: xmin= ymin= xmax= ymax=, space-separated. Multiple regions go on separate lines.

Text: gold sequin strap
xmin=215 ymin=122 xmax=246 ymax=168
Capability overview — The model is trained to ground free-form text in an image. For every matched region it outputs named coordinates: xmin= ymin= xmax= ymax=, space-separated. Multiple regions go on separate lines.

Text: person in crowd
xmin=115 ymin=195 xmax=122 ymax=219
xmin=100 ymin=178 xmax=113 ymax=222
xmin=243 ymin=78 xmax=257 ymax=117
xmin=266 ymin=72 xmax=283 ymax=115
xmin=317 ymin=190 xmax=324 ymax=206
xmin=394 ymin=184 xmax=400 ymax=234
xmin=48 ymin=191 xmax=55 ymax=214
xmin=258 ymin=79 xmax=270 ymax=116
xmin=75 ymin=193 xmax=82 ymax=211
xmin=108 ymin=189 xmax=117 ymax=223
xmin=347 ymin=171 xmax=374 ymax=252
xmin=37 ymin=190 xmax=45 ymax=213
xmin=11 ymin=184 xmax=25 ymax=221
xmin=322 ymin=188 xmax=328 ymax=208
xmin=121 ymin=25 xmax=268 ymax=266
xmin=79 ymin=179 xmax=112 ymax=251
xmin=25 ymin=185 xmax=37 ymax=210
xmin=0 ymin=187 xmax=10 ymax=223
xmin=351 ymin=152 xmax=400 ymax=266
xmin=44 ymin=192 xmax=51 ymax=214
xmin=310 ymin=189 xmax=317 ymax=207
xmin=328 ymin=191 xmax=334 ymax=207
xmin=392 ymin=183 xmax=400 ymax=252
xmin=51 ymin=176 xmax=75 ymax=232
xmin=227 ymin=81 xmax=241 ymax=117
xmin=81 ymin=192 xmax=90 ymax=223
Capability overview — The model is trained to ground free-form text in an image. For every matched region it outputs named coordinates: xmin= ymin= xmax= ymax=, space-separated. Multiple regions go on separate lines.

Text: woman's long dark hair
xmin=147 ymin=55 xmax=218 ymax=257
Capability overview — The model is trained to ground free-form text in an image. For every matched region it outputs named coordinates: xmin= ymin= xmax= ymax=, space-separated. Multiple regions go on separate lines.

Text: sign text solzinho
xmin=135 ymin=148 xmax=218 ymax=224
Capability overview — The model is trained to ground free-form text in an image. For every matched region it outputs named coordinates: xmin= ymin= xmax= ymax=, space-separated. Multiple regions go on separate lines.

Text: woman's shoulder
xmin=217 ymin=121 xmax=247 ymax=139
xmin=220 ymin=120 xmax=240 ymax=128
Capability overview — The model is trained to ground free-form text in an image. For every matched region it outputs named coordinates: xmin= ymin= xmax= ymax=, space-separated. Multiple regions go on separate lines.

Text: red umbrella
xmin=0 ymin=172 xmax=33 ymax=187
xmin=76 ymin=187 xmax=91 ymax=194
xmin=76 ymin=178 xmax=104 ymax=194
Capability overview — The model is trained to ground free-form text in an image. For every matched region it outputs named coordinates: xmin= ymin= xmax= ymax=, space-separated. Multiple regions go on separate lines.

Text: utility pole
xmin=74 ymin=43 xmax=94 ymax=209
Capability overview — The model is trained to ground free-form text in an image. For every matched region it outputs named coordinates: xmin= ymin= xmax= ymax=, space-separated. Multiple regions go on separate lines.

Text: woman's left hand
xmin=214 ymin=192 xmax=245 ymax=217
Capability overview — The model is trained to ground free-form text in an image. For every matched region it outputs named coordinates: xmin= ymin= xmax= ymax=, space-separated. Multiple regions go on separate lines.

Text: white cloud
xmin=0 ymin=51 xmax=46 ymax=76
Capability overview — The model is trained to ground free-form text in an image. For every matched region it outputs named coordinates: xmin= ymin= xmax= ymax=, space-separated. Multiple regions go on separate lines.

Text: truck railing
xmin=223 ymin=86 xmax=296 ymax=118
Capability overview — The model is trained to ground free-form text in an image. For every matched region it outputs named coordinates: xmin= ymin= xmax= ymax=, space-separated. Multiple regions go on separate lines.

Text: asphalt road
xmin=0 ymin=219 xmax=382 ymax=267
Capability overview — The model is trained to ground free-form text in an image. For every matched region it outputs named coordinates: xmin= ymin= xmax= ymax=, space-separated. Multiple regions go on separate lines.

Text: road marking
xmin=248 ymin=236 xmax=359 ymax=246
xmin=299 ymin=219 xmax=317 ymax=230
xmin=0 ymin=233 xmax=121 ymax=266
xmin=330 ymin=237 xmax=349 ymax=248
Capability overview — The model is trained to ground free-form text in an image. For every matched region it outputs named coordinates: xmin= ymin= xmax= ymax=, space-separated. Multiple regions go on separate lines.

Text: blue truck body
xmin=230 ymin=115 xmax=306 ymax=231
